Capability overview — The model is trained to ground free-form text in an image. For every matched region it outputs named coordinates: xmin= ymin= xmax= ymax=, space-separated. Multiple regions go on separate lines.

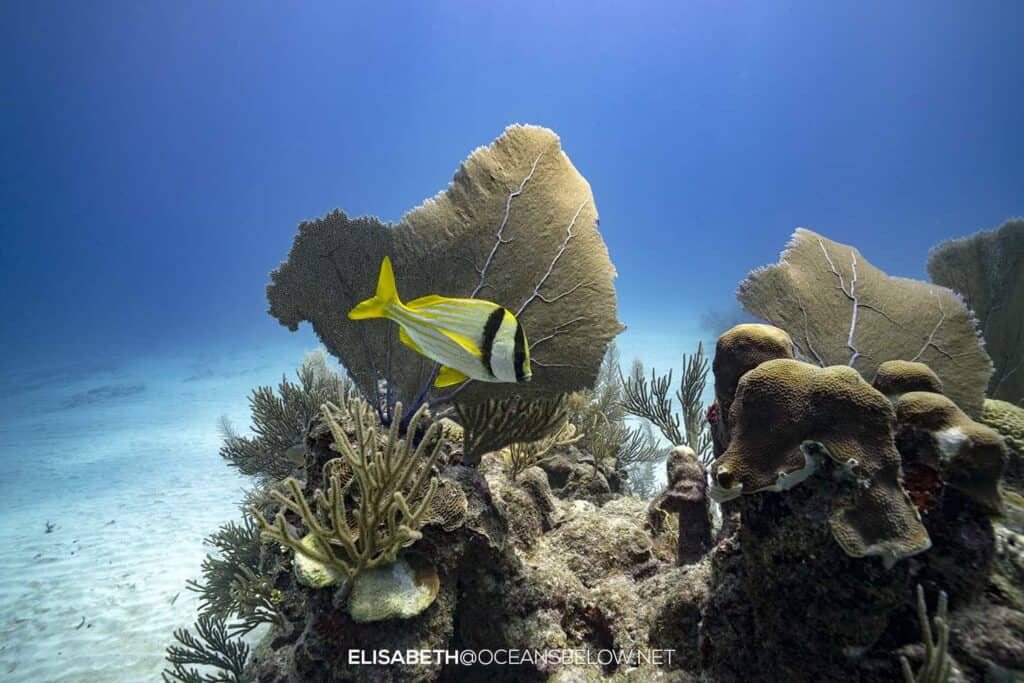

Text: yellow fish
xmin=348 ymin=257 xmax=533 ymax=388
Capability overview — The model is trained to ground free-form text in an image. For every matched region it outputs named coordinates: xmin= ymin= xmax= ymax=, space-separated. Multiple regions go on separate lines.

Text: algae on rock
xmin=737 ymin=228 xmax=992 ymax=416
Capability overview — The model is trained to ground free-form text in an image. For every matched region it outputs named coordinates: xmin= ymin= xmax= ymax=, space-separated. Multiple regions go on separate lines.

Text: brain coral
xmin=737 ymin=228 xmax=993 ymax=416
xmin=712 ymin=323 xmax=795 ymax=427
xmin=981 ymin=398 xmax=1024 ymax=454
xmin=896 ymin=391 xmax=1007 ymax=515
xmin=927 ymin=218 xmax=1024 ymax=404
xmin=709 ymin=358 xmax=930 ymax=566
xmin=872 ymin=359 xmax=944 ymax=399
xmin=266 ymin=125 xmax=624 ymax=413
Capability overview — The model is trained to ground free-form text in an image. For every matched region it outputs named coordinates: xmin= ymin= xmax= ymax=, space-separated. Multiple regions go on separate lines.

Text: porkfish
xmin=348 ymin=257 xmax=532 ymax=388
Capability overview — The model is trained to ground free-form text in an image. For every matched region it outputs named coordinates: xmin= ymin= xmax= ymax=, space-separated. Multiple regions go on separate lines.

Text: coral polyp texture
xmin=710 ymin=357 xmax=930 ymax=565
xmin=252 ymin=400 xmax=443 ymax=587
xmin=737 ymin=228 xmax=993 ymax=416
xmin=710 ymin=323 xmax=794 ymax=454
xmin=895 ymin=391 xmax=1008 ymax=515
xmin=266 ymin=124 xmax=624 ymax=414
xmin=927 ymin=218 xmax=1024 ymax=404
xmin=873 ymin=359 xmax=945 ymax=399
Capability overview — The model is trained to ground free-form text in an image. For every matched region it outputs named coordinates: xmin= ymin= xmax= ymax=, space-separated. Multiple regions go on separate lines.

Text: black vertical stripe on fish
xmin=480 ymin=307 xmax=505 ymax=378
xmin=514 ymin=319 xmax=527 ymax=381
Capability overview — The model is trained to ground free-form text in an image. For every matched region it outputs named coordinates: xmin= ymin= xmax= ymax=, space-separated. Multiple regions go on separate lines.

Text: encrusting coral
xmin=252 ymin=399 xmax=443 ymax=590
xmin=927 ymin=218 xmax=1024 ymax=404
xmin=738 ymin=228 xmax=993 ymax=416
xmin=266 ymin=125 xmax=624 ymax=423
xmin=709 ymin=357 xmax=931 ymax=566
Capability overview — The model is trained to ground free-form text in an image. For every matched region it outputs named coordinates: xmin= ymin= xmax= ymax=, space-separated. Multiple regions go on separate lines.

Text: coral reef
xmin=874 ymin=360 xmax=945 ymax=400
xmin=220 ymin=349 xmax=350 ymax=481
xmin=621 ymin=342 xmax=713 ymax=463
xmin=709 ymin=323 xmax=794 ymax=456
xmin=709 ymin=357 xmax=930 ymax=565
xmin=185 ymin=515 xmax=290 ymax=635
xmin=455 ymin=394 xmax=569 ymax=466
xmin=737 ymin=228 xmax=993 ymax=416
xmin=505 ymin=420 xmax=583 ymax=481
xmin=568 ymin=344 xmax=665 ymax=496
xmin=900 ymin=585 xmax=951 ymax=683
xmin=252 ymin=400 xmax=444 ymax=590
xmin=168 ymin=131 xmax=1024 ymax=681
xmin=895 ymin=392 xmax=1007 ymax=516
xmin=653 ymin=446 xmax=711 ymax=565
xmin=266 ymin=125 xmax=624 ymax=420
xmin=927 ymin=218 xmax=1024 ymax=405
xmin=163 ymin=614 xmax=249 ymax=683
xmin=981 ymin=398 xmax=1024 ymax=492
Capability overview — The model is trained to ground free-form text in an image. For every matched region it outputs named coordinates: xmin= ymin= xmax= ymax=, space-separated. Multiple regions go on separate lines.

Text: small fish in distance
xmin=348 ymin=257 xmax=532 ymax=388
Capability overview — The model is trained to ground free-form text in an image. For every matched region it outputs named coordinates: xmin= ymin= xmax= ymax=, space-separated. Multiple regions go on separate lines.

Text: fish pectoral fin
xmin=434 ymin=366 xmax=470 ymax=388
xmin=398 ymin=327 xmax=424 ymax=354
xmin=438 ymin=328 xmax=483 ymax=358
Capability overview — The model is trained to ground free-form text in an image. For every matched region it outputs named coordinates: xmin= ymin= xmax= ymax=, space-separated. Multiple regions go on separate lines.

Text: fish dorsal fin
xmin=405 ymin=294 xmax=447 ymax=310
xmin=398 ymin=327 xmax=423 ymax=354
xmin=434 ymin=366 xmax=470 ymax=388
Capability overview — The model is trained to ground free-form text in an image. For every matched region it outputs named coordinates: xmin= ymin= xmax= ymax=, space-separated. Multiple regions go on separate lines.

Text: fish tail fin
xmin=348 ymin=256 xmax=402 ymax=320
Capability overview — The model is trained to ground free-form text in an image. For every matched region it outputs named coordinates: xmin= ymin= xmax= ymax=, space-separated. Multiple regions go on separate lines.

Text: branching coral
xmin=900 ymin=585 xmax=951 ymax=683
xmin=265 ymin=125 xmax=624 ymax=424
xmin=252 ymin=400 xmax=442 ymax=586
xmin=185 ymin=515 xmax=288 ymax=636
xmin=220 ymin=349 xmax=352 ymax=480
xmin=162 ymin=614 xmax=250 ymax=683
xmin=506 ymin=420 xmax=583 ymax=480
xmin=455 ymin=394 xmax=569 ymax=466
xmin=927 ymin=218 xmax=1024 ymax=404
xmin=738 ymin=228 xmax=993 ymax=416
xmin=621 ymin=342 xmax=713 ymax=462
xmin=566 ymin=344 xmax=667 ymax=492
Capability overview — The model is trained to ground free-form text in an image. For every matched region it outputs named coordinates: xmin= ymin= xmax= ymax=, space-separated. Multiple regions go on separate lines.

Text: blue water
xmin=1 ymin=2 xmax=1022 ymax=680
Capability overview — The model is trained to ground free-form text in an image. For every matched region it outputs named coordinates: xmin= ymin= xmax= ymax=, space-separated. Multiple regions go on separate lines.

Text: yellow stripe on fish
xmin=348 ymin=257 xmax=532 ymax=387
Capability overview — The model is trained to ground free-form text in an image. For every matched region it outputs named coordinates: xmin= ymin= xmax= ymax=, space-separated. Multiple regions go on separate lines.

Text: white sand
xmin=0 ymin=337 xmax=314 ymax=681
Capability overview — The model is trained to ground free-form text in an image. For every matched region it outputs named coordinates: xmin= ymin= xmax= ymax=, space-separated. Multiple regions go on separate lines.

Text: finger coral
xmin=252 ymin=400 xmax=443 ymax=588
xmin=709 ymin=358 xmax=931 ymax=566
xmin=738 ymin=228 xmax=993 ymax=416
xmin=266 ymin=125 xmax=624 ymax=420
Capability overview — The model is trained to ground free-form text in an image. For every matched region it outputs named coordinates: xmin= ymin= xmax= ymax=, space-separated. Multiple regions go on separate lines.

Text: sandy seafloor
xmin=0 ymin=324 xmax=683 ymax=682
xmin=0 ymin=333 xmax=316 ymax=682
